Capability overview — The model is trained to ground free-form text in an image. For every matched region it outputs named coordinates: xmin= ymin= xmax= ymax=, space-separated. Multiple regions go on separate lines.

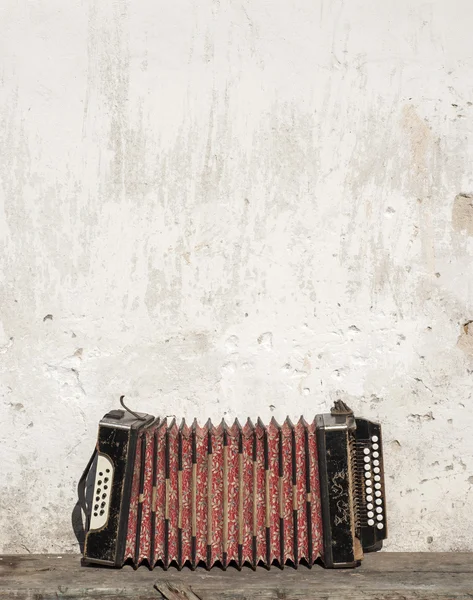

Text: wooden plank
xmin=0 ymin=554 xmax=472 ymax=600
xmin=155 ymin=581 xmax=202 ymax=600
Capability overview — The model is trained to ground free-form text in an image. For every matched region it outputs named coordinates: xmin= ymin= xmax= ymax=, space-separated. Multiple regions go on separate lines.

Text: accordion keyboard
xmin=355 ymin=419 xmax=387 ymax=551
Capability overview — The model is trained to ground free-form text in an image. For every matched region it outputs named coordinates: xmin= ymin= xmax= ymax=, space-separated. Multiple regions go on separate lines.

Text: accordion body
xmin=82 ymin=402 xmax=386 ymax=570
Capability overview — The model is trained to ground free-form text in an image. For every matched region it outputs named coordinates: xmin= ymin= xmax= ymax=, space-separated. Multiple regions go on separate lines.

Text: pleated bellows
xmin=124 ymin=416 xmax=324 ymax=569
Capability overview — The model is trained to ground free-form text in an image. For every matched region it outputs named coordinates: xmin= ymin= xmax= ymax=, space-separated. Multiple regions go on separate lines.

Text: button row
xmin=363 ymin=436 xmax=384 ymax=530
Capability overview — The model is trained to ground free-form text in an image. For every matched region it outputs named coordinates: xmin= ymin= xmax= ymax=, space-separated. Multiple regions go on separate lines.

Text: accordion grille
xmin=124 ymin=418 xmax=324 ymax=569
xmin=348 ymin=430 xmax=360 ymax=534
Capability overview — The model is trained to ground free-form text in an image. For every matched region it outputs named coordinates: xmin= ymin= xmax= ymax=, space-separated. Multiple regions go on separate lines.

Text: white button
xmin=377 ymin=523 xmax=384 ymax=530
xmin=365 ymin=464 xmax=371 ymax=471
xmin=364 ymin=456 xmax=371 ymax=463
xmin=363 ymin=448 xmax=370 ymax=455
xmin=373 ymin=460 xmax=379 ymax=466
xmin=368 ymin=519 xmax=375 ymax=526
xmin=364 ymin=471 xmax=371 ymax=479
xmin=375 ymin=490 xmax=381 ymax=497
xmin=366 ymin=495 xmax=373 ymax=502
xmin=373 ymin=451 xmax=379 ymax=458
xmin=375 ymin=483 xmax=381 ymax=490
xmin=365 ymin=480 xmax=372 ymax=488
xmin=372 ymin=443 xmax=379 ymax=450
xmin=367 ymin=503 xmax=373 ymax=510
xmin=372 ymin=435 xmax=378 ymax=442
xmin=376 ymin=507 xmax=382 ymax=513
xmin=377 ymin=514 xmax=383 ymax=521
xmin=366 ymin=487 xmax=372 ymax=495
xmin=367 ymin=511 xmax=374 ymax=518
xmin=374 ymin=475 xmax=380 ymax=481
xmin=375 ymin=498 xmax=382 ymax=505
xmin=374 ymin=467 xmax=380 ymax=474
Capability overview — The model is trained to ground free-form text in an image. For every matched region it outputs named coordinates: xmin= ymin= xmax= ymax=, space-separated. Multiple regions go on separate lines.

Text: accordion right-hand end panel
xmin=316 ymin=412 xmax=360 ymax=568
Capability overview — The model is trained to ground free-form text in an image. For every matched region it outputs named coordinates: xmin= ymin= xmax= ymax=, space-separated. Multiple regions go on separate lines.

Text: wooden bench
xmin=1 ymin=553 xmax=472 ymax=599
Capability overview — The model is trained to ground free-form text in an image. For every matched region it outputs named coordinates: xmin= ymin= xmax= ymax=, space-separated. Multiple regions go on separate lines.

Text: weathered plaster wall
xmin=1 ymin=0 xmax=473 ymax=554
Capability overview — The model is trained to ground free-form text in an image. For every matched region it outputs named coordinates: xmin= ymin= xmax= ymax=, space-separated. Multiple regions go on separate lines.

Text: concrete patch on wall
xmin=452 ymin=194 xmax=473 ymax=236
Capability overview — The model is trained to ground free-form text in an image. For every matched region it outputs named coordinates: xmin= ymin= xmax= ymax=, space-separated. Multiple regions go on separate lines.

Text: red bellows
xmin=124 ymin=417 xmax=323 ymax=569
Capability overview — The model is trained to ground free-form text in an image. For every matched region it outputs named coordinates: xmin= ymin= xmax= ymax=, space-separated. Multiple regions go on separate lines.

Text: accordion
xmin=81 ymin=400 xmax=386 ymax=570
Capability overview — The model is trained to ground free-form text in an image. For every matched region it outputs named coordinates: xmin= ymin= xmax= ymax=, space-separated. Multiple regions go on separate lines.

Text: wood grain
xmin=0 ymin=554 xmax=472 ymax=599
xmin=155 ymin=581 xmax=202 ymax=600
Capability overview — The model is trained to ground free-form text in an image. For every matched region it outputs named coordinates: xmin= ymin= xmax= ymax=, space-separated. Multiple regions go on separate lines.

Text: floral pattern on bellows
xmin=255 ymin=423 xmax=266 ymax=564
xmin=180 ymin=427 xmax=192 ymax=565
xmin=241 ymin=423 xmax=254 ymax=564
xmin=137 ymin=426 xmax=155 ymax=564
xmin=154 ymin=421 xmax=167 ymax=564
xmin=210 ymin=425 xmax=224 ymax=564
xmin=167 ymin=422 xmax=179 ymax=564
xmin=281 ymin=420 xmax=294 ymax=563
xmin=195 ymin=423 xmax=208 ymax=564
xmin=268 ymin=420 xmax=281 ymax=564
xmin=294 ymin=420 xmax=308 ymax=562
xmin=125 ymin=417 xmax=323 ymax=568
xmin=226 ymin=423 xmax=240 ymax=564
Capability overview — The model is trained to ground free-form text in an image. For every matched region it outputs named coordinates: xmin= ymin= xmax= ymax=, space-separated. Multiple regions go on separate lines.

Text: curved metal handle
xmin=119 ymin=395 xmax=147 ymax=421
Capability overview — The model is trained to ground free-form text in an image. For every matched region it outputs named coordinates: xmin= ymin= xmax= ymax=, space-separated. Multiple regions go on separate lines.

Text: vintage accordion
xmin=81 ymin=400 xmax=386 ymax=570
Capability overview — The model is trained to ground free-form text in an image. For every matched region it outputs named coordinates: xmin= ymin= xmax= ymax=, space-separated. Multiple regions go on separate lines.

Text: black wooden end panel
xmin=84 ymin=426 xmax=132 ymax=565
xmin=324 ymin=430 xmax=356 ymax=567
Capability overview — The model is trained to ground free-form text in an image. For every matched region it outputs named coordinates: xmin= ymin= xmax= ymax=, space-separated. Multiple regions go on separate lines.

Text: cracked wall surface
xmin=1 ymin=0 xmax=473 ymax=553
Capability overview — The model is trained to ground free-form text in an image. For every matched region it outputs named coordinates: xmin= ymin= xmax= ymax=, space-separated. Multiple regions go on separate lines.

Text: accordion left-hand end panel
xmin=83 ymin=409 xmax=154 ymax=567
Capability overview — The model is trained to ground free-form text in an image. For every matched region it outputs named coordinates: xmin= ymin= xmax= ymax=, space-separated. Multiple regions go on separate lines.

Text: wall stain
xmin=401 ymin=105 xmax=432 ymax=182
xmin=452 ymin=193 xmax=473 ymax=236
xmin=457 ymin=320 xmax=473 ymax=356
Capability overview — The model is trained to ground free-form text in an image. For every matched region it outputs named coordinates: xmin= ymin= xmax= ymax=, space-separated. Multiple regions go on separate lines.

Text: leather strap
xmin=77 ymin=447 xmax=97 ymax=531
